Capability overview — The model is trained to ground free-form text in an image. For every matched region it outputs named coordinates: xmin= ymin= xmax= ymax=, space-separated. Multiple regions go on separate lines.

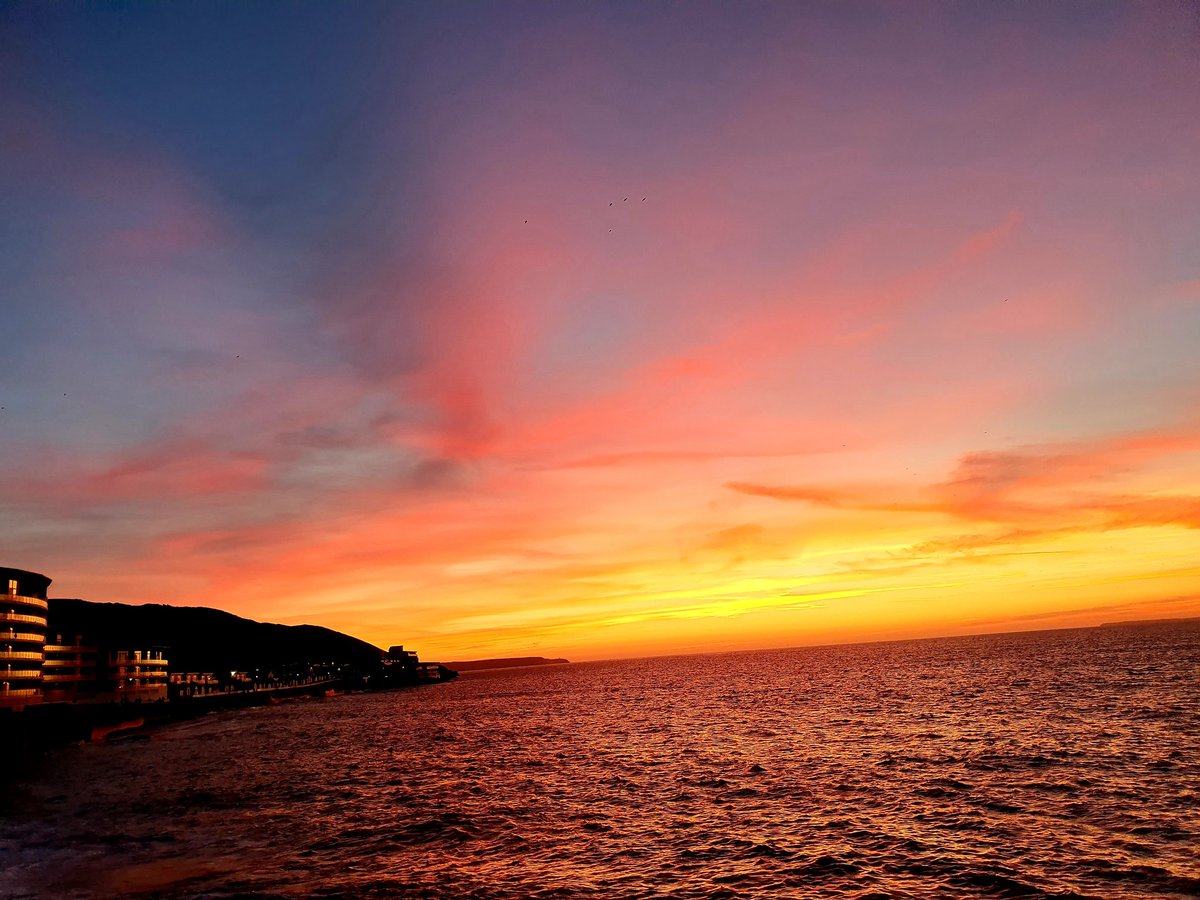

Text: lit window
xmin=7 ymin=580 xmax=16 ymax=596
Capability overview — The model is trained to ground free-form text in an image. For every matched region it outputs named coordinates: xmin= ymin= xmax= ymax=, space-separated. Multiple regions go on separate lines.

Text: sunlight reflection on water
xmin=2 ymin=622 xmax=1198 ymax=899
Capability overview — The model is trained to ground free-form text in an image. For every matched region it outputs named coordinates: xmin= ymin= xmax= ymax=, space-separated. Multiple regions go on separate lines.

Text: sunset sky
xmin=2 ymin=2 xmax=1198 ymax=661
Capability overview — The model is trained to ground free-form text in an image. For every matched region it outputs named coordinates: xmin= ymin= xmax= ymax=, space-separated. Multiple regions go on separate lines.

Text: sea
xmin=1 ymin=621 xmax=1198 ymax=899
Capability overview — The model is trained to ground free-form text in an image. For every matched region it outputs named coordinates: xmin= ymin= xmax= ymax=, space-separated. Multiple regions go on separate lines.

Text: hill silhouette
xmin=47 ymin=599 xmax=385 ymax=673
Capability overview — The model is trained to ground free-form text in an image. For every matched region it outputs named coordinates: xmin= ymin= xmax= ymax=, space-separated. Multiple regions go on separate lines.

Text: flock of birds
xmin=523 ymin=196 xmax=647 ymax=231
xmin=0 ymin=196 xmax=1017 ymax=415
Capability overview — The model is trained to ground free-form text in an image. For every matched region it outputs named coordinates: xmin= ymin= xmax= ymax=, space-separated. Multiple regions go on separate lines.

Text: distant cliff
xmin=47 ymin=599 xmax=385 ymax=673
xmin=1099 ymin=616 xmax=1199 ymax=629
xmin=444 ymin=656 xmax=569 ymax=671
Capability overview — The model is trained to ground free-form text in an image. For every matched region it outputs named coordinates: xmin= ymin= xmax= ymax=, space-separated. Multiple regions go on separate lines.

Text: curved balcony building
xmin=108 ymin=648 xmax=169 ymax=702
xmin=1 ymin=567 xmax=51 ymax=709
xmin=43 ymin=635 xmax=99 ymax=703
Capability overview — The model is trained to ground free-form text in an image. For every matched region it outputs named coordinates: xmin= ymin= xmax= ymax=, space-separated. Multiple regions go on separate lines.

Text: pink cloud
xmin=727 ymin=420 xmax=1200 ymax=540
xmin=0 ymin=437 xmax=269 ymax=506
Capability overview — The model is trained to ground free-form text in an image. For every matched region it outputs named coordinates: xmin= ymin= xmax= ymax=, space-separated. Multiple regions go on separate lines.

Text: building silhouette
xmin=1 ymin=567 xmax=51 ymax=709
xmin=42 ymin=634 xmax=98 ymax=702
xmin=2 ymin=566 xmax=172 ymax=707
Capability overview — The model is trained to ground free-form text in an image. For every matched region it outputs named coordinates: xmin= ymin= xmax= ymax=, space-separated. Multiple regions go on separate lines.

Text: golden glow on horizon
xmin=35 ymin=410 xmax=1200 ymax=662
xmin=214 ymin=453 xmax=1200 ymax=662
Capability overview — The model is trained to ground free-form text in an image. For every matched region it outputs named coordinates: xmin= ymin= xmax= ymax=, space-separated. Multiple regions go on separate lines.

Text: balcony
xmin=42 ymin=673 xmax=94 ymax=683
xmin=44 ymin=644 xmax=97 ymax=654
xmin=2 ymin=638 xmax=45 ymax=652
xmin=2 ymin=594 xmax=48 ymax=610
xmin=0 ymin=687 xmax=40 ymax=698
xmin=43 ymin=658 xmax=96 ymax=668
xmin=0 ymin=650 xmax=42 ymax=662
xmin=110 ymin=669 xmax=169 ymax=680
xmin=0 ymin=612 xmax=46 ymax=627
xmin=109 ymin=662 xmax=169 ymax=672
xmin=0 ymin=669 xmax=42 ymax=680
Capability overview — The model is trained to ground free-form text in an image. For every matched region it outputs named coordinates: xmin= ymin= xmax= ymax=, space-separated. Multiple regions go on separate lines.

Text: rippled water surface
xmin=2 ymin=622 xmax=1199 ymax=899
